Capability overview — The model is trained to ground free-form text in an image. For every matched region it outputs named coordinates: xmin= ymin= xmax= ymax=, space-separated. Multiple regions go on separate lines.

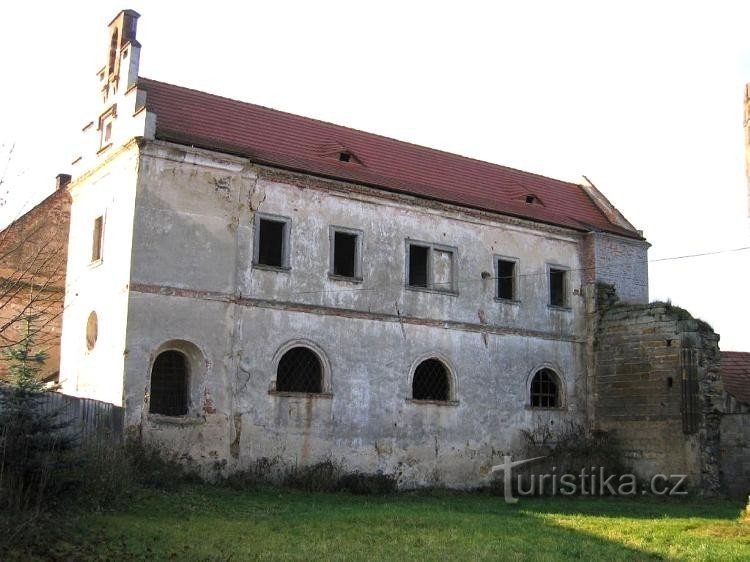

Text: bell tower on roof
xmin=99 ymin=10 xmax=141 ymax=102
xmin=72 ymin=9 xmax=153 ymax=171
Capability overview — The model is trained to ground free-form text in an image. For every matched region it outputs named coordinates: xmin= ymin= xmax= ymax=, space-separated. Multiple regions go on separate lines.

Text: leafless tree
xmin=0 ymin=145 xmax=69 ymax=380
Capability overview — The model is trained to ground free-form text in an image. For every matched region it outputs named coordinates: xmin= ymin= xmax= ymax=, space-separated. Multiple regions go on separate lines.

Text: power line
xmin=291 ymin=245 xmax=750 ymax=295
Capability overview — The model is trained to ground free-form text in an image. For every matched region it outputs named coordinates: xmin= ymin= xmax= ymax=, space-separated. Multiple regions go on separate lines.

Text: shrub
xmin=283 ymin=459 xmax=343 ymax=492
xmin=338 ymin=472 xmax=397 ymax=495
xmin=492 ymin=420 xmax=624 ymax=497
xmin=0 ymin=318 xmax=75 ymax=513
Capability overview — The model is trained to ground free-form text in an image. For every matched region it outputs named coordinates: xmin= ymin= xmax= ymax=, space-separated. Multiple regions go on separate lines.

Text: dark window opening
xmin=104 ymin=121 xmax=112 ymax=142
xmin=525 ymin=195 xmax=536 ymax=204
xmin=257 ymin=219 xmax=285 ymax=267
xmin=276 ymin=347 xmax=322 ymax=393
xmin=150 ymin=350 xmax=188 ymax=416
xmin=408 ymin=245 xmax=429 ymax=288
xmin=108 ymin=30 xmax=119 ymax=75
xmin=666 ymin=376 xmax=674 ymax=388
xmin=339 ymin=152 xmax=351 ymax=162
xmin=530 ymin=368 xmax=560 ymax=408
xmin=333 ymin=231 xmax=357 ymax=277
xmin=92 ymin=216 xmax=103 ymax=262
xmin=412 ymin=358 xmax=450 ymax=401
xmin=497 ymin=259 xmax=516 ymax=300
xmin=549 ymin=268 xmax=566 ymax=307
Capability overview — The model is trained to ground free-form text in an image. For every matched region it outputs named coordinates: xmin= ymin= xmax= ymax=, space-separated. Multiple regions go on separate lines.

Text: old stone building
xmin=53 ymin=11 xmax=747 ymax=492
xmin=0 ymin=177 xmax=71 ymax=382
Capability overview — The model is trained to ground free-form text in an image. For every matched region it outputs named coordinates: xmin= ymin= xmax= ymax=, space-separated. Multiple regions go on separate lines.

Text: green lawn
xmin=46 ymin=486 xmax=749 ymax=560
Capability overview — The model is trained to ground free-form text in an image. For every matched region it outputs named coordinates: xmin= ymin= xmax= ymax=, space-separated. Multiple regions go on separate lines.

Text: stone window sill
xmin=147 ymin=413 xmax=205 ymax=425
xmin=405 ymin=285 xmax=459 ymax=297
xmin=268 ymin=390 xmax=333 ymax=399
xmin=97 ymin=142 xmax=113 ymax=155
xmin=406 ymin=398 xmax=460 ymax=407
xmin=328 ymin=273 xmax=363 ymax=284
xmin=525 ymin=405 xmax=567 ymax=412
xmin=253 ymin=263 xmax=291 ymax=273
xmin=495 ymin=297 xmax=521 ymax=305
xmin=547 ymin=304 xmax=572 ymax=312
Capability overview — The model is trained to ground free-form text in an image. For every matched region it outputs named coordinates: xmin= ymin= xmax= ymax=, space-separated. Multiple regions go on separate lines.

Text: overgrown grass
xmin=14 ymin=485 xmax=749 ymax=561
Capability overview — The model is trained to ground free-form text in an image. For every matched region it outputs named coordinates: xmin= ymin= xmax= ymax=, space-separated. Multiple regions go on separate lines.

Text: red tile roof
xmin=721 ymin=351 xmax=750 ymax=404
xmin=138 ymin=78 xmax=642 ymax=239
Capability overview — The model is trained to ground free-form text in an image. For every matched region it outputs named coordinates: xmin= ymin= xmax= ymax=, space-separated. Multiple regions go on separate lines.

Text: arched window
xmin=412 ymin=358 xmax=450 ymax=401
xmin=530 ymin=368 xmax=561 ymax=408
xmin=149 ymin=350 xmax=188 ymax=416
xmin=276 ymin=347 xmax=322 ymax=393
xmin=108 ymin=30 xmax=119 ymax=75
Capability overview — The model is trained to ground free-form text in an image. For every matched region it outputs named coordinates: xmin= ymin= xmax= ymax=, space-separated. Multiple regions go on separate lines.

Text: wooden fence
xmin=0 ymin=387 xmax=124 ymax=446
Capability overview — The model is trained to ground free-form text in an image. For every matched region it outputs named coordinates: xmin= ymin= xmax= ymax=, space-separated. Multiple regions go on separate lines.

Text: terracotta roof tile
xmin=138 ymin=78 xmax=642 ymax=238
xmin=721 ymin=351 xmax=750 ymax=404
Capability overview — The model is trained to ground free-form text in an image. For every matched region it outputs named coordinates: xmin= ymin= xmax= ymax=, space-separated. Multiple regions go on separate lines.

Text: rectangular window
xmin=549 ymin=267 xmax=567 ymax=307
xmin=496 ymin=258 xmax=517 ymax=300
xmin=98 ymin=105 xmax=117 ymax=150
xmin=406 ymin=241 xmax=456 ymax=293
xmin=254 ymin=214 xmax=290 ymax=269
xmin=408 ymin=244 xmax=429 ymax=287
xmin=91 ymin=216 xmax=104 ymax=262
xmin=330 ymin=227 xmax=362 ymax=280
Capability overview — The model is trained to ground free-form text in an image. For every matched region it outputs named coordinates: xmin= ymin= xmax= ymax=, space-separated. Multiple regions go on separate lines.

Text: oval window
xmin=86 ymin=311 xmax=98 ymax=350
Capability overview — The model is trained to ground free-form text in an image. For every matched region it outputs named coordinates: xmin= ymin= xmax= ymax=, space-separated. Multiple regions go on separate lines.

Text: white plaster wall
xmin=122 ymin=142 xmax=592 ymax=486
xmin=58 ymin=144 xmax=139 ymax=405
xmin=130 ymin=142 xmax=588 ymax=335
xmin=124 ymin=292 xmax=584 ymax=487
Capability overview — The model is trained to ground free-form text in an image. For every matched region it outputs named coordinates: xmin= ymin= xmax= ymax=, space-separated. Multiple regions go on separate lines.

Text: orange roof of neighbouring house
xmin=721 ymin=351 xmax=750 ymax=404
xmin=138 ymin=77 xmax=643 ymax=239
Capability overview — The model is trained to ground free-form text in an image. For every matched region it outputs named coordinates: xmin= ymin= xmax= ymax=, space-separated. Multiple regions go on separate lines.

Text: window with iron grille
xmin=530 ymin=368 xmax=560 ymax=408
xmin=406 ymin=241 xmax=457 ymax=293
xmin=150 ymin=350 xmax=188 ymax=416
xmin=254 ymin=214 xmax=290 ymax=269
xmin=276 ymin=347 xmax=323 ymax=393
xmin=412 ymin=358 xmax=451 ymax=401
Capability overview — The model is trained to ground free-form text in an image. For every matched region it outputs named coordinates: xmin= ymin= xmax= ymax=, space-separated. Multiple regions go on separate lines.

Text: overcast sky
xmin=1 ymin=1 xmax=748 ymax=349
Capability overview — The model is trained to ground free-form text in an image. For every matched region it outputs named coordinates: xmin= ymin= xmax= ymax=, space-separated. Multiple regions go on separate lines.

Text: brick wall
xmin=583 ymin=233 xmax=649 ymax=304
xmin=0 ymin=188 xmax=71 ymax=381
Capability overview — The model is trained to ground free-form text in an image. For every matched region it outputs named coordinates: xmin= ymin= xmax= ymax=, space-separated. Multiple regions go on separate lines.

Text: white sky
xmin=1 ymin=1 xmax=748 ymax=349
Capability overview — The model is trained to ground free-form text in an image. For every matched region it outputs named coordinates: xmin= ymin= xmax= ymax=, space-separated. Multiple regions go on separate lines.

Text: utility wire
xmin=291 ymin=245 xmax=750 ymax=295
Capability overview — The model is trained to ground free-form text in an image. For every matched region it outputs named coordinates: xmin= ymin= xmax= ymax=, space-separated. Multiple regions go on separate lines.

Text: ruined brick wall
xmin=594 ymin=290 xmax=723 ymax=493
xmin=0 ymin=188 xmax=71 ymax=381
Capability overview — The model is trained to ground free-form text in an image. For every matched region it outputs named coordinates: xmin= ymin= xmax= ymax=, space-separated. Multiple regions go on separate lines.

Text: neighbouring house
xmin=0 ymin=177 xmax=71 ymax=383
xmin=47 ymin=10 xmax=746 ymax=493
xmin=719 ymin=351 xmax=750 ymax=497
